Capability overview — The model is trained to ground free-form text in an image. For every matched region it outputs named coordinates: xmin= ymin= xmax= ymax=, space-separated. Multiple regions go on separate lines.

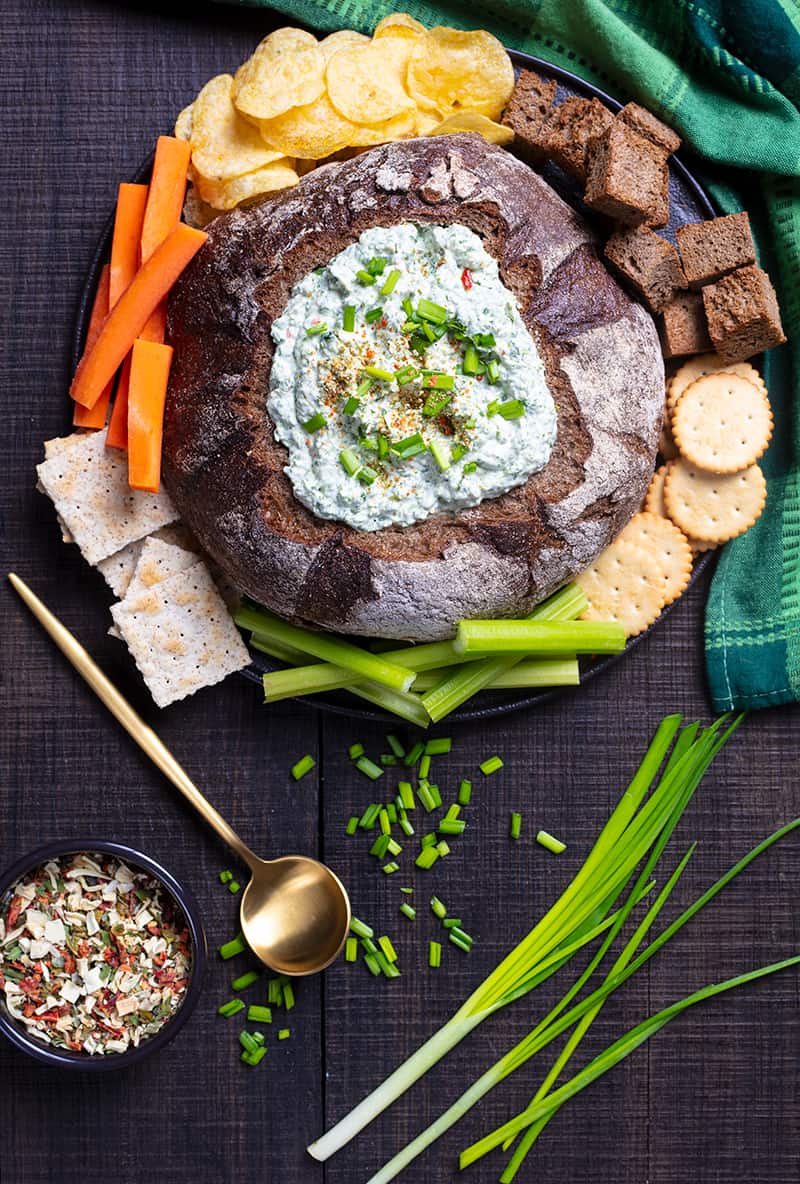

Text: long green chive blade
xmin=455 ymin=619 xmax=625 ymax=656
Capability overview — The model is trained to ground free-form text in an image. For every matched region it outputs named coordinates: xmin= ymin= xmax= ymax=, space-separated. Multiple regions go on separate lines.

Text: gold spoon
xmin=8 ymin=572 xmax=351 ymax=976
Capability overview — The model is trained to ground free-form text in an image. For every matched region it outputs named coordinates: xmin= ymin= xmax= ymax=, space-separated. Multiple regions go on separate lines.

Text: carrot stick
xmin=141 ymin=137 xmax=191 ymax=344
xmin=70 ymin=222 xmax=207 ymax=409
xmin=127 ymin=339 xmax=173 ymax=491
xmin=109 ymin=183 xmax=149 ymax=307
xmin=73 ymin=264 xmax=114 ymax=429
xmin=106 ymin=356 xmax=131 ymax=450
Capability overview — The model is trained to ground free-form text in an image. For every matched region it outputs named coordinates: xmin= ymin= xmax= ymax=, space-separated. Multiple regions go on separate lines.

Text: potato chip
xmin=190 ymin=74 xmax=284 ymax=182
xmin=427 ymin=111 xmax=514 ymax=145
xmin=414 ymin=109 xmax=442 ymax=135
xmin=194 ymin=159 xmax=299 ymax=210
xmin=259 ymin=93 xmax=359 ymax=159
xmin=232 ymin=28 xmax=325 ymax=123
xmin=407 ymin=27 xmax=515 ymax=120
xmin=373 ymin=12 xmax=426 ymax=39
xmin=349 ymin=109 xmax=418 ymax=147
xmin=326 ymin=37 xmax=416 ymax=125
xmin=319 ymin=29 xmax=370 ymax=61
xmin=174 ymin=104 xmax=193 ymax=142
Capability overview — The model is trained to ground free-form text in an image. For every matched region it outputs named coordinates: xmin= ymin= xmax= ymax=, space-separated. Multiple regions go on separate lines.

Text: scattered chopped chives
xmin=421 ymin=833 xmax=438 ymax=848
xmin=429 ymin=941 xmax=442 ymax=968
xmin=398 ymin=781 xmax=416 ymax=809
xmin=401 ymin=297 xmax=414 ymax=317
xmin=417 ymin=782 xmax=437 ymax=812
xmin=417 ymin=297 xmax=447 ymax=324
xmin=391 ymin=433 xmax=427 ymax=460
xmin=362 ymin=937 xmax=378 ymax=956
xmin=278 ymin=1028 xmax=291 ymax=1040
xmin=382 ymin=861 xmax=400 ymax=875
xmin=379 ymin=808 xmax=391 ymax=835
xmin=536 ymin=828 xmax=567 ymax=854
xmin=404 ymin=741 xmax=425 ymax=766
xmin=247 ymin=1005 xmax=273 ymax=1024
xmin=480 ymin=755 xmax=504 ymax=776
xmin=381 ymin=268 xmax=401 ymax=295
xmin=340 ymin=448 xmax=361 ymax=476
xmin=228 ymin=880 xmax=241 ymax=894
xmin=365 ymin=306 xmax=384 ymax=324
xmin=425 ymin=737 xmax=451 ymax=755
xmin=305 ymin=322 xmax=328 ymax=336
xmin=400 ymin=903 xmax=417 ymax=921
xmin=510 ymin=811 xmax=522 ymax=840
xmin=218 ymin=998 xmax=245 ymax=1017
xmin=398 ymin=814 xmax=415 ymax=837
xmin=436 ymin=840 xmax=451 ymax=858
xmin=357 ymin=465 xmax=378 ymax=486
xmin=291 ymin=754 xmax=316 ymax=780
xmin=430 ymin=896 xmax=447 ymax=919
xmin=463 ymin=460 xmax=478 ymax=474
xmin=473 ymin=332 xmax=496 ymax=348
xmin=393 ymin=364 xmax=419 ymax=385
xmin=343 ymin=396 xmax=361 ymax=416
xmin=356 ymin=269 xmax=377 ymax=285
xmin=445 ymin=804 xmax=461 ymax=821
xmin=400 ymin=886 xmax=414 ymax=895
xmin=462 ymin=343 xmax=481 ymax=375
xmin=252 ymin=1031 xmax=266 ymax=1046
xmin=442 ymin=917 xmax=462 ymax=929
xmin=485 ymin=357 xmax=500 ymax=384
xmin=267 ymin=978 xmax=283 ymax=1005
xmin=422 ymin=392 xmax=453 ymax=420
xmin=428 ymin=783 xmax=443 ymax=809
xmin=219 ymin=936 xmax=247 ymax=960
xmin=283 ymin=983 xmax=295 ymax=1010
xmin=346 ymin=816 xmax=359 ymax=836
xmin=419 ymin=753 xmax=431 ymax=780
xmin=219 ymin=869 xmax=233 ymax=884
xmin=242 ymin=1046 xmax=267 ymax=1066
xmin=380 ymin=753 xmax=397 ymax=767
xmin=349 ymin=742 xmax=365 ymax=760
xmin=387 ymin=838 xmax=403 ymax=857
xmin=386 ymin=734 xmax=405 ymax=759
xmin=370 ymin=834 xmax=391 ymax=859
xmin=356 ymin=376 xmax=373 ymax=398
xmin=345 ymin=937 xmax=358 ymax=962
xmin=458 ymin=779 xmax=473 ymax=806
xmin=448 ymin=930 xmax=472 ymax=952
xmin=416 ymin=846 xmax=440 ymax=869
xmin=387 ymin=803 xmax=398 ymax=823
xmin=364 ymin=365 xmax=394 ymax=382
xmin=378 ymin=936 xmax=398 ymax=963
xmin=356 ymin=755 xmax=384 ymax=780
xmin=358 ymin=802 xmax=381 ymax=828
xmin=239 ymin=1030 xmax=259 ymax=1054
xmin=343 ymin=304 xmax=356 ymax=332
xmin=488 ymin=398 xmax=525 ymax=419
xmin=375 ymin=952 xmax=400 ymax=979
xmin=364 ymin=953 xmax=381 ymax=976
xmin=350 ymin=917 xmax=373 ymax=939
xmin=438 ymin=819 xmax=466 ymax=836
xmin=232 ymin=970 xmax=260 ymax=991
xmin=367 ymin=256 xmax=388 ymax=275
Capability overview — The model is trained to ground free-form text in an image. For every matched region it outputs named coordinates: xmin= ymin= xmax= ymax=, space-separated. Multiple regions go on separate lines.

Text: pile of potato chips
xmin=175 ymin=14 xmax=515 ymax=219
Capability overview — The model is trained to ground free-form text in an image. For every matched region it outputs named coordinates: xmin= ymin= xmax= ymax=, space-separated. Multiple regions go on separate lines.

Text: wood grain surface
xmin=0 ymin=3 xmax=797 ymax=1183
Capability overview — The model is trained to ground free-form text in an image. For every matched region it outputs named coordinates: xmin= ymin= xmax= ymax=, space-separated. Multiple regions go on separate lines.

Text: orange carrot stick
xmin=70 ymin=222 xmax=207 ymax=409
xmin=141 ymin=138 xmax=190 ymax=343
xmin=73 ymin=265 xmax=114 ymax=429
xmin=106 ymin=355 xmax=131 ymax=450
xmin=127 ymin=340 xmax=173 ymax=491
xmin=109 ymin=183 xmax=149 ymax=307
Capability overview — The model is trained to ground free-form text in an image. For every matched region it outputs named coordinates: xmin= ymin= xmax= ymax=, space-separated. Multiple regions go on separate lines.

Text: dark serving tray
xmin=71 ymin=46 xmax=714 ymax=726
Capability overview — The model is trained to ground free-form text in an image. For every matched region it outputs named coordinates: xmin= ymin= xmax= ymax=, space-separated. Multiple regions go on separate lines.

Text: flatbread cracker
xmin=672 ymin=372 xmax=773 ymax=474
xmin=110 ymin=561 xmax=250 ymax=708
xmin=98 ymin=524 xmax=200 ymax=598
xmin=36 ymin=428 xmax=179 ymax=565
xmin=576 ymin=539 xmax=667 ymax=638
xmin=666 ymin=354 xmax=765 ymax=416
xmin=663 ymin=459 xmax=766 ymax=543
xmin=124 ymin=537 xmax=198 ymax=602
xmin=617 ymin=511 xmax=692 ymax=606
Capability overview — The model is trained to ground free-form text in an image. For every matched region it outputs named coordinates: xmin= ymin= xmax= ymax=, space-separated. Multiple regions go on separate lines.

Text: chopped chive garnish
xmin=239 ymin=1031 xmax=259 ymax=1054
xmin=536 ymin=829 xmax=567 ymax=854
xmin=343 ymin=396 xmax=361 ymax=416
xmin=278 ymin=1028 xmax=291 ymax=1040
xmin=370 ymin=834 xmax=391 ymax=859
xmin=422 ymin=371 xmax=455 ymax=390
xmin=400 ymin=903 xmax=417 ymax=921
xmin=367 ymin=256 xmax=388 ymax=275
xmin=489 ymin=398 xmax=525 ymax=420
xmin=462 ymin=344 xmax=481 ymax=375
xmin=358 ymin=802 xmax=381 ymax=829
xmin=343 ymin=304 xmax=356 ymax=332
xmin=463 ymin=460 xmax=478 ymax=474
xmin=485 ymin=357 xmax=500 ymax=384
xmin=376 ymin=951 xmax=401 ymax=979
xmin=378 ymin=936 xmax=398 ymax=963
xmin=421 ymin=833 xmax=438 ymax=848
xmin=357 ymin=465 xmax=378 ymax=486
xmin=350 ymin=916 xmax=373 ymax=940
xmin=356 ymin=755 xmax=384 ymax=780
xmin=401 ymin=296 xmax=414 ymax=318
xmin=305 ymin=322 xmax=328 ymax=336
xmin=218 ymin=998 xmax=245 ymax=1017
xmin=400 ymin=886 xmax=414 ymax=894
xmin=473 ymin=332 xmax=496 ymax=348
xmin=242 ymin=1046 xmax=267 ymax=1066
xmin=247 ymin=1005 xmax=272 ymax=1024
xmin=419 ymin=753 xmax=431 ymax=780
xmin=430 ymin=896 xmax=447 ymax=919
xmin=380 ymin=753 xmax=398 ymax=766
xmin=219 ymin=936 xmax=247 ymax=960
xmin=404 ymin=740 xmax=425 ymax=766
xmin=232 ymin=970 xmax=260 ymax=991
xmin=399 ymin=814 xmax=415 ymax=837
xmin=228 ymin=880 xmax=241 ymax=894
xmin=430 ymin=440 xmax=452 ymax=472
xmin=267 ymin=978 xmax=283 ymax=1005
xmin=345 ymin=937 xmax=358 ymax=962
xmin=382 ymin=861 xmax=400 ymax=875
xmin=387 ymin=837 xmax=402 ymax=857
xmin=356 ymin=269 xmax=376 ymax=285
xmin=219 ymin=870 xmax=233 ymax=884
xmin=291 ymin=754 xmax=316 ymax=780
xmin=428 ymin=781 xmax=443 ymax=808
xmin=438 ymin=819 xmax=465 ymax=836
xmin=445 ymin=804 xmax=461 ymax=820
xmin=417 ymin=782 xmax=437 ymax=812
xmin=362 ymin=937 xmax=378 ymax=956
xmin=365 ymin=306 xmax=384 ymax=324
xmin=448 ymin=929 xmax=472 ymax=952
xmin=393 ymin=364 xmax=419 ymax=384
xmin=386 ymin=733 xmax=405 ymax=759
xmin=356 ymin=376 xmax=373 ymax=399
xmin=398 ymin=781 xmax=416 ymax=809
xmin=364 ymin=365 xmax=394 ymax=382
xmin=417 ymin=297 xmax=447 ymax=324
xmin=425 ymin=738 xmax=452 ymax=755
xmin=364 ymin=953 xmax=381 ymax=977
xmin=451 ymin=443 xmax=468 ymax=463
xmin=442 ymin=917 xmax=462 ymax=929
xmin=480 ymin=755 xmax=504 ymax=776
xmin=429 ymin=941 xmax=442 ymax=968
xmin=422 ymin=392 xmax=453 ymax=418
xmin=378 ymin=434 xmax=391 ymax=460
xmin=387 ymin=803 xmax=398 ymax=823
xmin=283 ymin=983 xmax=295 ymax=1010
xmin=510 ymin=811 xmax=522 ymax=840
xmin=381 ymin=268 xmax=401 ymax=295
xmin=349 ymin=742 xmax=365 ymax=760
xmin=346 ymin=815 xmax=360 ymax=835
xmin=379 ymin=808 xmax=391 ymax=836
xmin=340 ymin=448 xmax=361 ymax=476
xmin=458 ymin=779 xmax=472 ymax=806
xmin=436 ymin=840 xmax=451 ymax=857
xmin=301 ymin=412 xmax=326 ymax=434
xmin=391 ymin=433 xmax=427 ymax=459
xmin=416 ymin=846 xmax=440 ymax=869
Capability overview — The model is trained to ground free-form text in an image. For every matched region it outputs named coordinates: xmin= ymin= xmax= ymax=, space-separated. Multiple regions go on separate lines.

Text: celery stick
xmin=249 ymin=633 xmax=311 ymax=666
xmin=412 ymin=659 xmax=579 ymax=691
xmin=263 ymin=664 xmax=360 ymax=701
xmin=347 ymin=682 xmax=430 ymax=729
xmin=455 ymin=619 xmax=625 ymax=656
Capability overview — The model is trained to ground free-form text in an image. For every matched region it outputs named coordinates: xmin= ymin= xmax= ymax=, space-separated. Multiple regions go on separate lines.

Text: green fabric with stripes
xmin=223 ymin=0 xmax=800 ymax=709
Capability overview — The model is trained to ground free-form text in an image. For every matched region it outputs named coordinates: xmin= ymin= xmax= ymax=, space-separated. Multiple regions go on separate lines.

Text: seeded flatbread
xmin=123 ymin=537 xmax=199 ymax=603
xmin=617 ymin=511 xmax=692 ymax=605
xmin=663 ymin=459 xmax=767 ymax=543
xmin=671 ymin=372 xmax=773 ymax=473
xmin=36 ymin=428 xmax=179 ymax=565
xmin=110 ymin=560 xmax=250 ymax=708
xmin=666 ymin=353 xmax=765 ymax=416
xmin=576 ymin=539 xmax=666 ymax=637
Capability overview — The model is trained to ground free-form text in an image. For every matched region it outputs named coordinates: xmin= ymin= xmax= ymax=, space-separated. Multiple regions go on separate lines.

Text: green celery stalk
xmin=412 ymin=658 xmax=579 ymax=691
xmin=455 ymin=619 xmax=626 ymax=656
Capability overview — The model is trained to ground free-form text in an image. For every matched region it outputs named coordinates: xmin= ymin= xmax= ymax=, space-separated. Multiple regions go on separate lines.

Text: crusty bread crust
xmin=164 ymin=134 xmax=664 ymax=640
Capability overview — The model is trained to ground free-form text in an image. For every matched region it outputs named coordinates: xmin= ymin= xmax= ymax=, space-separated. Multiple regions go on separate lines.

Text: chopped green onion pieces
xmin=359 ymin=802 xmax=382 ymax=829
xmin=218 ymin=998 xmax=245 ymax=1017
xmin=417 ymin=782 xmax=437 ymax=812
xmin=421 ymin=833 xmax=438 ymax=848
xmin=400 ymin=903 xmax=417 ymax=921
xmin=356 ymin=269 xmax=376 ymax=285
xmin=485 ymin=357 xmax=500 ymax=384
xmin=219 ymin=870 xmax=233 ymax=884
xmin=349 ymin=742 xmax=365 ymax=759
xmin=340 ymin=448 xmax=361 ymax=476
xmin=345 ymin=937 xmax=358 ymax=962
xmin=448 ymin=929 xmax=472 ymax=952
xmin=376 ymin=951 xmax=401 ymax=979
xmin=427 ymin=782 xmax=443 ymax=808
xmin=343 ymin=396 xmax=361 ymax=416
xmin=393 ymin=364 xmax=419 ymax=385
xmin=510 ymin=811 xmax=522 ymax=840
xmin=370 ymin=834 xmax=391 ymax=859
xmin=536 ymin=828 xmax=567 ymax=854
xmin=378 ymin=936 xmax=398 ymax=963
xmin=367 ymin=256 xmax=388 ymax=275
xmin=239 ymin=1030 xmax=259 ymax=1054
xmin=480 ymin=755 xmax=504 ymax=776
xmin=356 ymin=376 xmax=373 ymax=398
xmin=278 ymin=1028 xmax=291 ymax=1040
xmin=462 ymin=344 xmax=481 ymax=375
xmin=361 ymin=937 xmax=378 ymax=956
xmin=417 ymin=297 xmax=447 ymax=324
xmin=228 ymin=880 xmax=240 ymax=894
xmin=429 ymin=941 xmax=442 ymax=968
xmin=305 ymin=322 xmax=328 ymax=336
xmin=473 ymin=332 xmax=496 ymax=348
xmin=387 ymin=837 xmax=403 ymax=857
xmin=232 ymin=970 xmax=260 ymax=991
xmin=425 ymin=737 xmax=452 ymax=755
xmin=463 ymin=461 xmax=478 ymax=474
xmin=247 ymin=1005 xmax=273 ymax=1024
xmin=364 ymin=365 xmax=394 ymax=382
xmin=438 ymin=818 xmax=466 ymax=836
xmin=379 ymin=808 xmax=391 ymax=835
xmin=400 ymin=886 xmax=414 ymax=895
xmin=442 ymin=917 xmax=462 ymax=929
xmin=430 ymin=439 xmax=451 ymax=472
xmin=357 ymin=465 xmax=378 ymax=486
xmin=219 ymin=936 xmax=247 ymax=960
xmin=387 ymin=803 xmax=397 ymax=823
xmin=291 ymin=754 xmax=316 ymax=780
xmin=381 ymin=268 xmax=401 ymax=295
xmin=343 ymin=304 xmax=356 ymax=332
xmin=382 ymin=861 xmax=400 ymax=875
xmin=380 ymin=753 xmax=397 ymax=766
xmin=416 ymin=846 xmax=440 ymax=869
xmin=399 ymin=814 xmax=415 ymax=837
xmin=267 ymin=978 xmax=283 ymax=1005
xmin=241 ymin=1046 xmax=267 ymax=1066
xmin=364 ymin=954 xmax=381 ymax=976
xmin=365 ymin=306 xmax=384 ymax=324
xmin=458 ymin=779 xmax=472 ymax=806
xmin=422 ymin=392 xmax=453 ymax=419
xmin=283 ymin=983 xmax=295 ymax=1010
xmin=391 ymin=433 xmax=427 ymax=459
xmin=398 ymin=781 xmax=416 ymax=809
xmin=445 ymin=804 xmax=461 ymax=820
xmin=386 ymin=733 xmax=404 ymax=759
xmin=423 ymin=371 xmax=455 ymax=390
xmin=430 ymin=896 xmax=447 ymax=919
xmin=346 ymin=816 xmax=359 ymax=835
xmin=496 ymin=398 xmax=526 ymax=420
xmin=356 ymin=755 xmax=384 ymax=780
xmin=350 ymin=916 xmax=373 ymax=940
xmin=401 ymin=296 xmax=414 ymax=317
xmin=436 ymin=840 xmax=451 ymax=857
xmin=404 ymin=740 xmax=425 ymax=766
xmin=418 ymin=753 xmax=431 ymax=780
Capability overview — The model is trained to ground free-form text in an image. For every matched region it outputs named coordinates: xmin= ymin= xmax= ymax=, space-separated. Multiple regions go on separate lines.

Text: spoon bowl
xmin=241 ymin=856 xmax=351 ymax=975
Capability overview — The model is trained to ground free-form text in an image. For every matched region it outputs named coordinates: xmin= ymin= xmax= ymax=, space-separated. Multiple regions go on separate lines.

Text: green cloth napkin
xmin=225 ymin=0 xmax=800 ymax=711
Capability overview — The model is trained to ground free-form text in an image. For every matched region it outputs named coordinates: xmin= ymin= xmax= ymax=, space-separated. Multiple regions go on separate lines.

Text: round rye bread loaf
xmin=164 ymin=134 xmax=664 ymax=641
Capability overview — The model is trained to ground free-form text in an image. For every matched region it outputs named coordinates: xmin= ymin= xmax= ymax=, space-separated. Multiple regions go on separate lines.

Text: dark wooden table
xmin=1 ymin=3 xmax=798 ymax=1181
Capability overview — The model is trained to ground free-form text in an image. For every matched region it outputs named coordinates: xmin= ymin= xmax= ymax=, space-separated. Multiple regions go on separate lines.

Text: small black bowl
xmin=0 ymin=840 xmax=206 ymax=1070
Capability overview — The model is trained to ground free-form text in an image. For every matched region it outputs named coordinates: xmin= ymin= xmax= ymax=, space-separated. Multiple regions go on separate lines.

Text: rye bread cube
xmin=659 ymin=291 xmax=712 ymax=357
xmin=584 ymin=122 xmax=670 ymax=227
xmin=501 ymin=70 xmax=557 ymax=165
xmin=542 ymin=97 xmax=614 ymax=181
xmin=676 ymin=212 xmax=757 ymax=289
xmin=702 ymin=264 xmax=786 ymax=362
xmin=604 ymin=226 xmax=687 ymax=312
xmin=618 ymin=102 xmax=681 ymax=155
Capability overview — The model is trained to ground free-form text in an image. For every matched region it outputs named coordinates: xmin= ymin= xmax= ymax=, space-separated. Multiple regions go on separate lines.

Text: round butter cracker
xmin=672 ymin=372 xmax=773 ymax=474
xmin=617 ymin=511 xmax=692 ymax=605
xmin=644 ymin=463 xmax=669 ymax=516
xmin=663 ymin=459 xmax=767 ymax=544
xmin=667 ymin=354 xmax=766 ymax=417
xmin=576 ymin=539 xmax=668 ymax=638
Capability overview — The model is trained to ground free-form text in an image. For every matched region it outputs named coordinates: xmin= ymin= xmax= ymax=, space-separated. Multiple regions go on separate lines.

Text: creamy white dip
xmin=268 ymin=223 xmax=556 ymax=531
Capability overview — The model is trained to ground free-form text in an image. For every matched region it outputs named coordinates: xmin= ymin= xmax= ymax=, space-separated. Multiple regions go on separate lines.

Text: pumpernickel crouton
xmin=584 ymin=122 xmax=670 ymax=227
xmin=501 ymin=69 xmax=557 ymax=164
xmin=604 ymin=226 xmax=687 ymax=312
xmin=618 ymin=103 xmax=681 ymax=156
xmin=659 ymin=291 xmax=712 ymax=357
xmin=676 ymin=212 xmax=757 ymax=289
xmin=542 ymin=96 xmax=614 ymax=180
xmin=702 ymin=264 xmax=786 ymax=362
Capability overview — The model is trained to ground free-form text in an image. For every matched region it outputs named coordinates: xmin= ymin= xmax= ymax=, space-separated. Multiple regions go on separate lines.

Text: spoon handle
xmin=8 ymin=572 xmax=261 ymax=872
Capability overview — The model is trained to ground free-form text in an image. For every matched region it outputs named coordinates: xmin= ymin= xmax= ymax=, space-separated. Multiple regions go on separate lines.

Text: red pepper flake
xmin=461 ymin=268 xmax=473 ymax=291
xmin=6 ymin=895 xmax=24 ymax=929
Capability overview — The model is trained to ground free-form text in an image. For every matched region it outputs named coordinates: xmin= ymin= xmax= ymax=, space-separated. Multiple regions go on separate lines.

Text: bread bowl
xmin=163 ymin=133 xmax=664 ymax=640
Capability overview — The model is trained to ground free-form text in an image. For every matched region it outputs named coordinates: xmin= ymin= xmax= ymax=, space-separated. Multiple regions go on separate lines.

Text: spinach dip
xmin=268 ymin=223 xmax=556 ymax=531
